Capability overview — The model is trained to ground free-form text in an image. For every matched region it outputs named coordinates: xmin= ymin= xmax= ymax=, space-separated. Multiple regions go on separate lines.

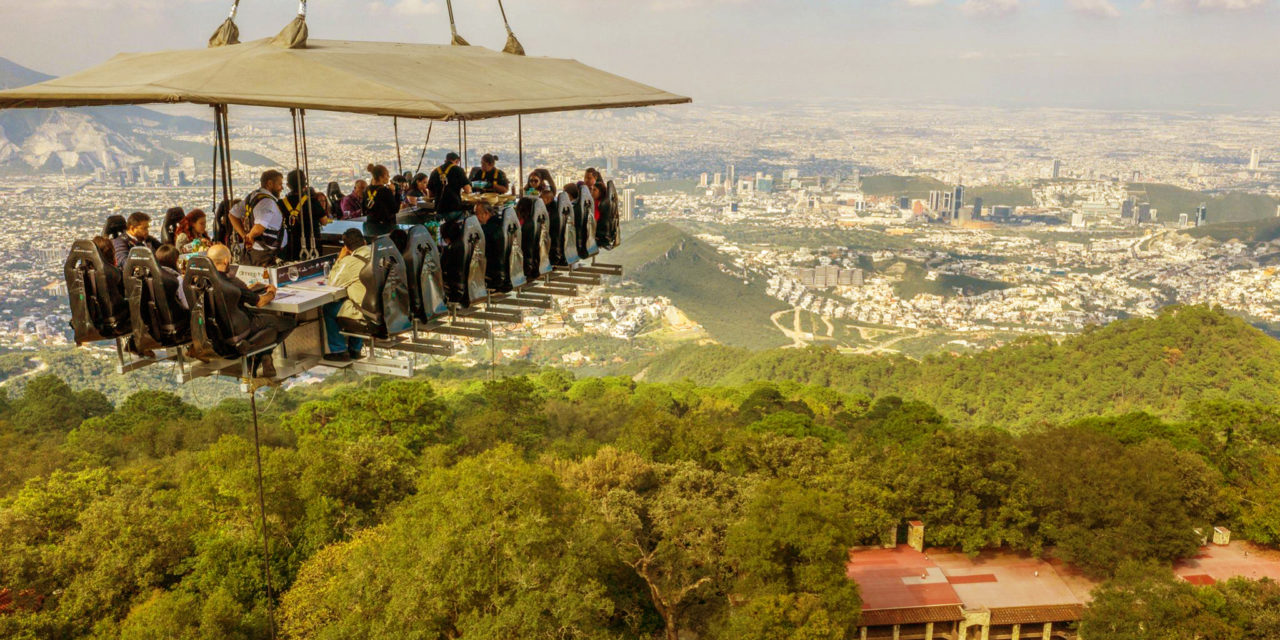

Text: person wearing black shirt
xmin=362 ymin=163 xmax=400 ymax=235
xmin=469 ymin=153 xmax=510 ymax=195
xmin=207 ymin=244 xmax=296 ymax=378
xmin=281 ymin=169 xmax=330 ymax=262
xmin=427 ymin=152 xmax=472 ymax=217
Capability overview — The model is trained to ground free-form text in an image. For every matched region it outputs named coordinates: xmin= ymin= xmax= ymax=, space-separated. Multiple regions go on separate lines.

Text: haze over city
xmin=4 ymin=0 xmax=1280 ymax=109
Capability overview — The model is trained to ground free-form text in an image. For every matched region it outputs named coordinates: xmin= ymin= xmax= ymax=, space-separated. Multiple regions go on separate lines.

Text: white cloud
xmin=1068 ymin=0 xmax=1123 ymax=16
xmin=902 ymin=0 xmax=945 ymax=6
xmin=958 ymin=0 xmax=1023 ymax=15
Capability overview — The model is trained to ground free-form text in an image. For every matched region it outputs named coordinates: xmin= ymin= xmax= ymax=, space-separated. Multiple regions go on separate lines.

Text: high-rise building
xmin=726 ymin=164 xmax=736 ymax=193
xmin=928 ymin=190 xmax=944 ymax=213
xmin=712 ymin=172 xmax=722 ymax=187
xmin=1136 ymin=202 xmax=1152 ymax=224
xmin=899 ymin=196 xmax=911 ymax=210
xmin=1196 ymin=204 xmax=1208 ymax=227
xmin=1250 ymin=148 xmax=1262 ymax=171
xmin=972 ymin=197 xmax=983 ymax=218
xmin=992 ymin=205 xmax=1013 ymax=219
xmin=699 ymin=173 xmax=708 ymax=188
xmin=1121 ymin=197 xmax=1136 ymax=224
xmin=952 ymin=185 xmax=964 ymax=219
xmin=1179 ymin=213 xmax=1190 ymax=227
xmin=606 ymin=155 xmax=619 ymax=174
xmin=1052 ymin=159 xmax=1062 ymax=179
xmin=621 ymin=188 xmax=636 ymax=221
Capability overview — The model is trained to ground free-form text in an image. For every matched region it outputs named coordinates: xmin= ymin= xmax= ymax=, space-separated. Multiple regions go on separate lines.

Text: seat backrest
xmin=356 ymin=237 xmax=413 ymax=339
xmin=551 ymin=192 xmax=580 ymax=267
xmin=402 ymin=225 xmax=449 ymax=321
xmin=460 ymin=215 xmax=489 ymax=306
xmin=64 ymin=239 xmax=130 ymax=344
xmin=598 ymin=179 xmax=622 ymax=250
xmin=124 ymin=246 xmax=189 ymax=349
xmin=184 ymin=255 xmax=257 ymax=358
xmin=103 ymin=215 xmax=127 ymax=240
xmin=575 ymin=186 xmax=600 ymax=258
xmin=160 ymin=210 xmax=185 ymax=246
xmin=519 ymin=196 xmax=552 ymax=280
xmin=484 ymin=205 xmax=525 ymax=294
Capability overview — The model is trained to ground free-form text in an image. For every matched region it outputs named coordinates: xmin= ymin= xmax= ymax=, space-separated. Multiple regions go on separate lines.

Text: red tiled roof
xmin=989 ymin=604 xmax=1084 ymax=626
xmin=861 ymin=605 xmax=965 ymax=626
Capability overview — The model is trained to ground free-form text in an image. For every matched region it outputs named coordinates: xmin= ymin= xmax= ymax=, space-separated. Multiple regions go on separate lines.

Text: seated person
xmin=322 ymin=229 xmax=372 ymax=363
xmin=112 ymin=211 xmax=161 ymax=268
xmin=391 ymin=174 xmax=409 ymax=205
xmin=469 ymin=154 xmax=510 ymax=195
xmin=341 ymin=180 xmax=367 ymax=220
xmin=406 ymin=173 xmax=431 ymax=208
xmin=389 ymin=228 xmax=409 ymax=255
xmin=92 ymin=235 xmax=125 ymax=299
xmin=538 ymin=183 xmax=555 ymax=210
xmin=206 ymin=244 xmax=296 ymax=377
xmin=173 ymin=209 xmax=211 ymax=254
xmin=590 ymin=182 xmax=606 ymax=221
xmin=427 ymin=152 xmax=472 ymax=217
xmin=155 ymin=243 xmax=189 ymax=309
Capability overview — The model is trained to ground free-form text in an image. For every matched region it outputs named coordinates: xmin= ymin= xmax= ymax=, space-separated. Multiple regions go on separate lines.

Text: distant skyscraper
xmin=607 ymin=155 xmax=619 ymax=174
xmin=1196 ymin=204 xmax=1207 ymax=227
xmin=726 ymin=164 xmax=736 ymax=192
xmin=699 ymin=173 xmax=708 ymax=188
xmin=928 ymin=190 xmax=944 ymax=214
xmin=1179 ymin=213 xmax=1189 ymax=227
xmin=952 ymin=185 xmax=964 ymax=219
xmin=1250 ymin=148 xmax=1262 ymax=171
xmin=899 ymin=196 xmax=911 ymax=210
xmin=1121 ymin=197 xmax=1136 ymax=224
xmin=712 ymin=172 xmax=722 ymax=187
xmin=622 ymin=188 xmax=636 ymax=221
xmin=1052 ymin=159 xmax=1062 ymax=179
xmin=1136 ymin=202 xmax=1152 ymax=224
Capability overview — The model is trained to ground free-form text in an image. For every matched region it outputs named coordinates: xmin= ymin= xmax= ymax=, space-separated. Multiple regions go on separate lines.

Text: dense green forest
xmin=2 ymin=306 xmax=1279 ymax=638
xmin=631 ymin=305 xmax=1280 ymax=428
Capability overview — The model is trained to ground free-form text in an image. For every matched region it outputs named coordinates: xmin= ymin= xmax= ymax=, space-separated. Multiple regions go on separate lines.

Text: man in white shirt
xmin=229 ymin=170 xmax=288 ymax=266
xmin=322 ymin=229 xmax=373 ymax=363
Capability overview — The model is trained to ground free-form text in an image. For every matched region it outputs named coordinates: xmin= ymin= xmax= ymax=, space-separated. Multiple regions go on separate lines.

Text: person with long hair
xmin=173 ymin=209 xmax=211 ymax=253
xmin=363 ymin=164 xmax=399 ymax=233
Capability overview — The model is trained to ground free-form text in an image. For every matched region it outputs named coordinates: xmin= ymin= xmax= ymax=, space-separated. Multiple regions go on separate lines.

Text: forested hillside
xmin=633 ymin=305 xmax=1280 ymax=427
xmin=2 ymin=305 xmax=1279 ymax=638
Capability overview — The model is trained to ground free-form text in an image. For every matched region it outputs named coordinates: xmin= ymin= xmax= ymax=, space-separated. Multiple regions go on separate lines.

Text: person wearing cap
xmin=428 ymin=151 xmax=472 ymax=218
xmin=469 ymin=153 xmax=510 ymax=195
xmin=322 ymin=228 xmax=373 ymax=363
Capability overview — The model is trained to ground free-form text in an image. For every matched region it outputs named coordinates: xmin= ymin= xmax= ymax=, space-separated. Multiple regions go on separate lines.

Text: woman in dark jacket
xmin=363 ymin=164 xmax=400 ymax=235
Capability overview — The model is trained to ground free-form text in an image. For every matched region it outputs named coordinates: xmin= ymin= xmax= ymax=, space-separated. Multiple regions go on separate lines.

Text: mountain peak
xmin=0 ymin=57 xmax=53 ymax=90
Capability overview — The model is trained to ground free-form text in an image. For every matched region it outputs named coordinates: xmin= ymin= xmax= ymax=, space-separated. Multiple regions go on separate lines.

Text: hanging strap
xmin=446 ymin=0 xmax=470 ymax=46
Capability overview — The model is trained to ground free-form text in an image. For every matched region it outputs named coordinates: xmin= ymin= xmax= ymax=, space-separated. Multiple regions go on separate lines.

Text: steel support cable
xmin=394 ymin=117 xmax=403 ymax=176
xmin=248 ymin=388 xmax=278 ymax=640
xmin=496 ymin=0 xmax=525 ymax=56
xmin=414 ymin=121 xmax=434 ymax=175
xmin=300 ymin=109 xmax=316 ymax=259
xmin=446 ymin=0 xmax=469 ymax=46
xmin=517 ymin=115 xmax=524 ymax=194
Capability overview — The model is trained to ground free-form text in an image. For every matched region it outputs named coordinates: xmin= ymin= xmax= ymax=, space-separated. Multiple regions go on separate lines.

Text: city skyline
xmin=2 ymin=0 xmax=1279 ymax=110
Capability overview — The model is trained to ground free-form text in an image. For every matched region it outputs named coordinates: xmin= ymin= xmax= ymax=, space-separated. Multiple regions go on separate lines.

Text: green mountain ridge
xmin=631 ymin=305 xmax=1280 ymax=427
xmin=1128 ymin=182 xmax=1279 ymax=224
xmin=612 ymin=223 xmax=790 ymax=349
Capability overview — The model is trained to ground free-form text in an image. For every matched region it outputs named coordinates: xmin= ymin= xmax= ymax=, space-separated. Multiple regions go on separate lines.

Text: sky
xmin=0 ymin=0 xmax=1278 ymax=110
